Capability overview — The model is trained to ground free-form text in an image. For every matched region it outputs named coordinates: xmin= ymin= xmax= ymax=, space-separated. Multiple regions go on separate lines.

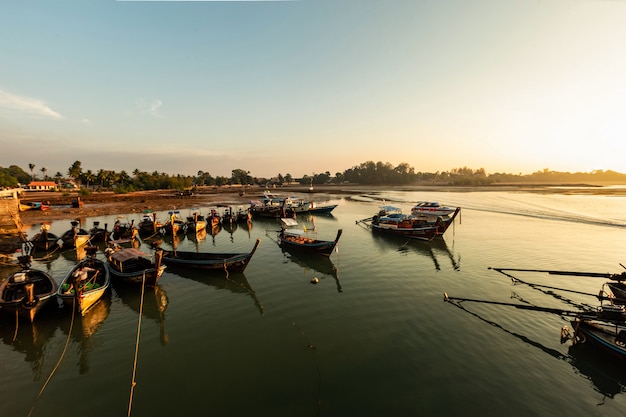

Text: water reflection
xmin=173 ymin=268 xmax=264 ymax=315
xmin=280 ymin=249 xmax=342 ymax=293
xmin=447 ymin=299 xmax=626 ymax=401
xmin=370 ymin=233 xmax=461 ymax=271
xmin=0 ymin=314 xmax=58 ymax=380
xmin=111 ymin=282 xmax=170 ymax=345
xmin=57 ymin=295 xmax=111 ymax=374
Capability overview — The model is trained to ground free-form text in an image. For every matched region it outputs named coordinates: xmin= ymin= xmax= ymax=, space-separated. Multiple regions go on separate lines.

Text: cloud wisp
xmin=135 ymin=98 xmax=163 ymax=118
xmin=0 ymin=88 xmax=63 ymax=119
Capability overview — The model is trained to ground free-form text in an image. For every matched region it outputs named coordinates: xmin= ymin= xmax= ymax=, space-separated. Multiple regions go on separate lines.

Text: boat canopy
xmin=109 ymin=248 xmax=149 ymax=262
xmin=280 ymin=218 xmax=299 ymax=228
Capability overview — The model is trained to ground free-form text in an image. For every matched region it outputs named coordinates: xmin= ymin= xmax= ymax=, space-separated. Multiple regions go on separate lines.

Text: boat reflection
xmin=447 ymin=298 xmax=626 ymax=400
xmin=371 ymin=232 xmax=460 ymax=271
xmin=280 ymin=249 xmax=342 ymax=293
xmin=111 ymin=281 xmax=170 ymax=345
xmin=173 ymin=268 xmax=264 ymax=315
xmin=0 ymin=314 xmax=59 ymax=380
xmin=187 ymin=228 xmax=207 ymax=248
xmin=57 ymin=294 xmax=111 ymax=374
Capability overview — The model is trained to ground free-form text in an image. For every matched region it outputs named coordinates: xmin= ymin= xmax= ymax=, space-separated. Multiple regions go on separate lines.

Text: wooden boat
xmin=57 ymin=248 xmax=110 ymax=315
xmin=59 ymin=220 xmax=90 ymax=249
xmin=277 ymin=218 xmax=342 ymax=256
xmin=111 ymin=217 xmax=138 ymax=240
xmin=235 ymin=206 xmax=252 ymax=223
xmin=105 ymin=246 xmax=166 ymax=287
xmin=161 ymin=238 xmax=261 ymax=273
xmin=570 ymin=318 xmax=626 ymax=358
xmin=88 ymin=221 xmax=110 ymax=242
xmin=0 ymin=255 xmax=58 ymax=322
xmin=138 ymin=211 xmax=163 ymax=239
xmin=206 ymin=208 xmax=222 ymax=227
xmin=19 ymin=201 xmax=50 ymax=212
xmin=220 ymin=206 xmax=237 ymax=226
xmin=445 ymin=292 xmax=626 ymax=359
xmin=186 ymin=211 xmax=207 ymax=234
xmin=29 ymin=223 xmax=59 ymax=251
xmin=359 ymin=206 xmax=461 ymax=241
xmin=160 ymin=211 xmax=188 ymax=236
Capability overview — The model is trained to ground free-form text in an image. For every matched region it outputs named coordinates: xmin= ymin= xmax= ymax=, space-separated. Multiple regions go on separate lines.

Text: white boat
xmin=411 ymin=201 xmax=457 ymax=217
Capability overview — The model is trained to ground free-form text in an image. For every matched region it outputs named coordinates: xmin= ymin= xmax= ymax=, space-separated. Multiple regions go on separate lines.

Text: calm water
xmin=2 ymin=190 xmax=626 ymax=417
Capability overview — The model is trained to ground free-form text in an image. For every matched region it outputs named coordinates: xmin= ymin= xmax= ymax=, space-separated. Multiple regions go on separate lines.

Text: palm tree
xmin=28 ymin=163 xmax=35 ymax=182
xmin=40 ymin=167 xmax=47 ymax=180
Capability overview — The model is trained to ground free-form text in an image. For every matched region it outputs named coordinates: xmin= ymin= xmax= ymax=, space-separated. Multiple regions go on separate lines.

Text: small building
xmin=26 ymin=181 xmax=57 ymax=191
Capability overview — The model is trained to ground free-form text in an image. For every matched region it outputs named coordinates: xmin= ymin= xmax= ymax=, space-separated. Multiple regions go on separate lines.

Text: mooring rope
xmin=28 ymin=297 xmax=76 ymax=417
xmin=12 ymin=309 xmax=19 ymax=343
xmin=128 ymin=270 xmax=147 ymax=417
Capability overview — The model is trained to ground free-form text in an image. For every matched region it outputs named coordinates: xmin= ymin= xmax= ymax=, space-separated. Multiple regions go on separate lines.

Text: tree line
xmin=2 ymin=161 xmax=626 ymax=191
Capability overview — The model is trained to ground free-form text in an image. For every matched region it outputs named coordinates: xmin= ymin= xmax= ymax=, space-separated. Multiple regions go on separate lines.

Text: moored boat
xmin=29 ymin=223 xmax=59 ymax=251
xmin=359 ymin=206 xmax=461 ymax=241
xmin=0 ymin=255 xmax=58 ymax=322
xmin=59 ymin=220 xmax=90 ymax=249
xmin=308 ymin=202 xmax=338 ymax=214
xmin=277 ymin=218 xmax=342 ymax=256
xmin=186 ymin=211 xmax=207 ymax=234
xmin=160 ymin=238 xmax=261 ymax=273
xmin=105 ymin=246 xmax=166 ymax=287
xmin=570 ymin=318 xmax=626 ymax=358
xmin=57 ymin=247 xmax=110 ymax=315
xmin=88 ymin=221 xmax=110 ymax=242
xmin=411 ymin=201 xmax=457 ymax=217
xmin=160 ymin=211 xmax=188 ymax=236
xmin=138 ymin=211 xmax=163 ymax=239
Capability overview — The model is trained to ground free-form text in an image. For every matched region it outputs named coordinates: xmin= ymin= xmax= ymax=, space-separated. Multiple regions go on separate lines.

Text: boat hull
xmin=368 ymin=207 xmax=460 ymax=241
xmin=278 ymin=229 xmax=342 ymax=256
xmin=572 ymin=319 xmax=626 ymax=358
xmin=0 ymin=269 xmax=58 ymax=322
xmin=162 ymin=238 xmax=261 ymax=273
xmin=106 ymin=248 xmax=166 ymax=287
xmin=58 ymin=258 xmax=110 ymax=315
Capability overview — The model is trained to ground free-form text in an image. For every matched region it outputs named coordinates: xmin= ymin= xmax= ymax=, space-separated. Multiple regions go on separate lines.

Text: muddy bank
xmin=16 ymin=182 xmax=626 ymax=225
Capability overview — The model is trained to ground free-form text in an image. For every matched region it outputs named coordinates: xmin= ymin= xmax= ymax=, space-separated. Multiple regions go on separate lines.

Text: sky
xmin=2 ymin=0 xmax=626 ymax=179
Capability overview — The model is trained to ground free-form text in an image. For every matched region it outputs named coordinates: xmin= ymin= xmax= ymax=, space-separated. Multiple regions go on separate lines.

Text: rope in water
xmin=127 ymin=270 xmax=147 ymax=417
xmin=28 ymin=297 xmax=76 ymax=417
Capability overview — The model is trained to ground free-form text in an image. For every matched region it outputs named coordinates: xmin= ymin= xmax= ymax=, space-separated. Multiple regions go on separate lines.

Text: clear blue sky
xmin=2 ymin=0 xmax=626 ymax=178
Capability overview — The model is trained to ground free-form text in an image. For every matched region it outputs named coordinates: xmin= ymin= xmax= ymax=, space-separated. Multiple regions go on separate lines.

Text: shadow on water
xmin=0 ymin=311 xmax=59 ymax=380
xmin=447 ymin=299 xmax=626 ymax=402
xmin=170 ymin=268 xmax=264 ymax=316
xmin=111 ymin=282 xmax=170 ymax=345
xmin=280 ymin=249 xmax=342 ymax=293
xmin=370 ymin=232 xmax=461 ymax=271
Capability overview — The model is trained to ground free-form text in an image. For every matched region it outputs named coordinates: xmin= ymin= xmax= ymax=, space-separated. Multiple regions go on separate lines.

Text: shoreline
xmin=3 ymin=183 xmax=624 ymax=254
xmin=16 ymin=182 xmax=626 ymax=225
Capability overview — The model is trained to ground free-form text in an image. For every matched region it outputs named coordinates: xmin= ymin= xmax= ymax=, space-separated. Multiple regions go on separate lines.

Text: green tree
xmin=68 ymin=161 xmax=83 ymax=185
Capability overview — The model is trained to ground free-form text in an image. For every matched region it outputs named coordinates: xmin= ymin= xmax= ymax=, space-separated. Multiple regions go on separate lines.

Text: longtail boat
xmin=358 ymin=206 xmax=461 ymax=241
xmin=161 ymin=238 xmax=261 ymax=273
xmin=57 ymin=247 xmax=110 ymax=315
xmin=277 ymin=218 xmax=341 ymax=256
xmin=0 ymin=255 xmax=58 ymax=322
xmin=444 ymin=292 xmax=626 ymax=359
xmin=105 ymin=246 xmax=166 ymax=287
